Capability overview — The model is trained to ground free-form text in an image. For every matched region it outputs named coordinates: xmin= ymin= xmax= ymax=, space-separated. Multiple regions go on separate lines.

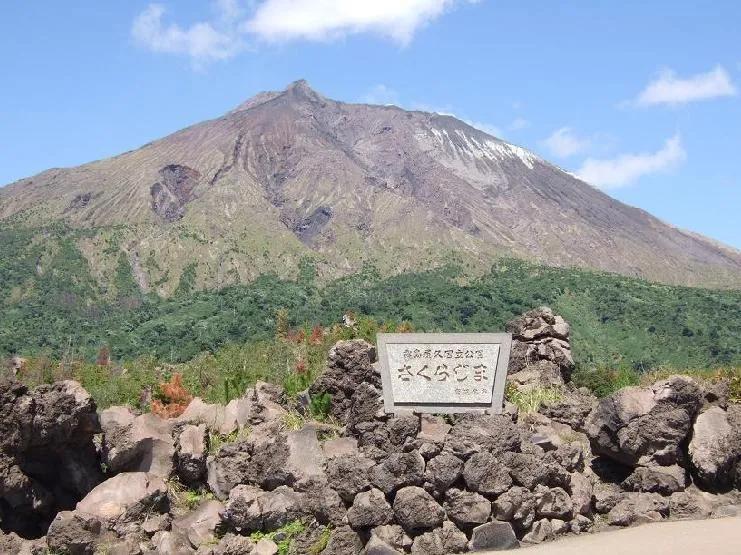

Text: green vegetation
xmin=2 ymin=223 xmax=740 ymax=405
xmin=249 ymin=520 xmax=306 ymax=555
xmin=309 ymin=527 xmax=332 ymax=554
xmin=174 ymin=262 xmax=198 ymax=297
xmin=166 ymin=479 xmax=214 ymax=510
xmin=309 ymin=392 xmax=332 ymax=420
xmin=505 ymin=384 xmax=563 ymax=413
xmin=208 ymin=428 xmax=251 ymax=455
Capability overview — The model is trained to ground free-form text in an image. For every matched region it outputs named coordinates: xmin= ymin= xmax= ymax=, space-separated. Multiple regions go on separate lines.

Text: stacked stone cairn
xmin=1 ymin=307 xmax=740 ymax=554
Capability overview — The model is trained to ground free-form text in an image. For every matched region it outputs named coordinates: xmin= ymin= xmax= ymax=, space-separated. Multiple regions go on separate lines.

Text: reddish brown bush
xmin=151 ymin=373 xmax=193 ymax=418
xmin=295 ymin=359 xmax=308 ymax=375
xmin=96 ymin=345 xmax=111 ymax=367
xmin=309 ymin=325 xmax=325 ymax=345
xmin=286 ymin=329 xmax=306 ymax=344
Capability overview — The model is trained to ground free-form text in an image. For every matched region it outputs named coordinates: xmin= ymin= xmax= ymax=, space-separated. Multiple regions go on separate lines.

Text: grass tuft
xmin=249 ymin=520 xmax=306 ymax=555
xmin=506 ymin=384 xmax=563 ymax=413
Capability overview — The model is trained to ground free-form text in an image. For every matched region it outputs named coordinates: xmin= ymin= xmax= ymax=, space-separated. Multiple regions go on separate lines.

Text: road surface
xmin=481 ymin=517 xmax=741 ymax=554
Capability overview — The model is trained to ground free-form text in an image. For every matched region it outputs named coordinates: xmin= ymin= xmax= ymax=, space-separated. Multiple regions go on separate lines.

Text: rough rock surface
xmin=207 ymin=439 xmax=253 ymax=499
xmin=444 ymin=414 xmax=522 ymax=458
xmin=506 ymin=307 xmax=574 ymax=387
xmin=688 ymin=405 xmax=741 ymax=490
xmin=46 ymin=511 xmax=106 ymax=555
xmin=444 ymin=489 xmax=491 ymax=528
xmin=176 ymin=423 xmax=208 ymax=485
xmin=364 ymin=534 xmax=404 ymax=555
xmin=322 ymin=525 xmax=363 ymax=555
xmin=171 ymin=499 xmax=224 ymax=548
xmin=621 ymin=464 xmax=688 ymax=495
xmin=368 ymin=525 xmax=412 ymax=554
xmin=463 ymin=451 xmax=513 ymax=495
xmin=492 ymin=486 xmax=536 ymax=532
xmin=222 ymin=484 xmax=305 ymax=533
xmin=411 ymin=520 xmax=468 ymax=554
xmin=669 ymin=490 xmax=713 ymax=520
xmin=522 ymin=518 xmax=554 ymax=544
xmin=393 ymin=486 xmax=445 ymax=532
xmin=607 ymin=492 xmax=670 ymax=526
xmin=425 ymin=452 xmax=464 ymax=492
xmin=0 ymin=379 xmax=102 ymax=537
xmin=538 ymin=388 xmax=597 ymax=430
xmin=100 ymin=408 xmax=175 ymax=479
xmin=468 ymin=521 xmax=519 ymax=551
xmin=534 ymin=485 xmax=573 ymax=520
xmin=325 ymin=453 xmax=374 ymax=502
xmin=308 ymin=340 xmax=379 ymax=421
xmin=76 ymin=472 xmax=168 ymax=522
xmin=370 ymin=451 xmax=425 ymax=494
xmin=500 ymin=451 xmax=570 ymax=490
xmin=346 ymin=488 xmax=393 ymax=528
xmin=586 ymin=376 xmax=703 ymax=467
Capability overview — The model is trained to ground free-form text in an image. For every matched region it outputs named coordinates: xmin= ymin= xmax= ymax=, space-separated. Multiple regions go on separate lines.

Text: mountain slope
xmin=1 ymin=80 xmax=739 ymax=294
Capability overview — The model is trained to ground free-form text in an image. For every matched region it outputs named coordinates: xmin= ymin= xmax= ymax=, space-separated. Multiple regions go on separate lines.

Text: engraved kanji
xmin=473 ymin=364 xmax=489 ymax=382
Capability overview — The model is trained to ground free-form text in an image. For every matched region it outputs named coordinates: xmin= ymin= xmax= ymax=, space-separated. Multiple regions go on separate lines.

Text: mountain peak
xmin=285 ymin=79 xmax=311 ymax=92
xmin=230 ymin=79 xmax=323 ymax=114
xmin=283 ymin=79 xmax=325 ymax=103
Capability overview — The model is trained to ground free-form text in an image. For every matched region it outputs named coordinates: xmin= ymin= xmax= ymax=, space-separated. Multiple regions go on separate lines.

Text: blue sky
xmin=1 ymin=1 xmax=739 ymax=247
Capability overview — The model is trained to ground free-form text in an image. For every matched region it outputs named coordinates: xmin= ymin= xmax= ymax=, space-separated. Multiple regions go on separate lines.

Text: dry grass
xmin=639 ymin=366 xmax=741 ymax=403
xmin=505 ymin=383 xmax=563 ymax=414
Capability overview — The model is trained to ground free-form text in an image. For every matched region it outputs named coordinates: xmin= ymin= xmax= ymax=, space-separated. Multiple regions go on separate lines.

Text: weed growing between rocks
xmin=249 ymin=520 xmax=306 ymax=555
xmin=309 ymin=526 xmax=332 ymax=554
xmin=167 ymin=478 xmax=215 ymax=511
xmin=506 ymin=384 xmax=563 ymax=413
xmin=640 ymin=366 xmax=741 ymax=403
xmin=207 ymin=427 xmax=251 ymax=455
xmin=282 ymin=410 xmax=310 ymax=431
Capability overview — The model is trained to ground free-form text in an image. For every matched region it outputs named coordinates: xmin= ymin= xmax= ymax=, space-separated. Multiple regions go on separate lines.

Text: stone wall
xmin=1 ymin=308 xmax=739 ymax=554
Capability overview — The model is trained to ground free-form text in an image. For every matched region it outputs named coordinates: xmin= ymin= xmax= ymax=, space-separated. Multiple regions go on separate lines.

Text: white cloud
xmin=244 ymin=0 xmax=469 ymax=45
xmin=577 ymin=133 xmax=686 ymax=190
xmin=635 ymin=65 xmax=737 ymax=107
xmin=508 ymin=117 xmax=529 ymax=131
xmin=132 ymin=3 xmax=243 ymax=64
xmin=133 ymin=1 xmax=478 ymax=64
xmin=542 ymin=127 xmax=591 ymax=158
xmin=361 ymin=84 xmax=400 ymax=105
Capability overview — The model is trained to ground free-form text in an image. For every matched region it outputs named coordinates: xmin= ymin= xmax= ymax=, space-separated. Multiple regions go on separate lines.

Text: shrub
xmin=151 ymin=373 xmax=193 ymax=418
xmin=309 ymin=392 xmax=332 ymax=421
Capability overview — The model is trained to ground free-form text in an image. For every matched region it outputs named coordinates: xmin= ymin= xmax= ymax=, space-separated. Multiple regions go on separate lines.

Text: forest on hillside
xmin=2 ymin=224 xmax=739 ymax=374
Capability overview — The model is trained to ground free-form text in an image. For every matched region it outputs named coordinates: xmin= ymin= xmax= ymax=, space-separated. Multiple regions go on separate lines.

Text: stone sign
xmin=377 ymin=333 xmax=512 ymax=414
